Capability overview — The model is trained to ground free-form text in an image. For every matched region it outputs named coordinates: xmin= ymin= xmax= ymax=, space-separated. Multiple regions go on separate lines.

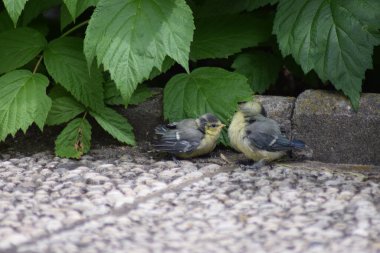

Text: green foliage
xmin=232 ymin=52 xmax=282 ymax=94
xmin=55 ymin=117 xmax=91 ymax=158
xmin=84 ymin=0 xmax=194 ymax=103
xmin=46 ymin=96 xmax=85 ymax=125
xmin=0 ymin=70 xmax=51 ymax=141
xmin=190 ymin=12 xmax=273 ymax=60
xmin=44 ymin=37 xmax=104 ymax=111
xmin=0 ymin=28 xmax=47 ymax=74
xmin=274 ymin=0 xmax=380 ymax=109
xmin=0 ymin=0 xmax=379 ymax=157
xmin=3 ymin=0 xmax=29 ymax=25
xmin=89 ymin=107 xmax=135 ymax=145
xmin=164 ymin=67 xmax=252 ymax=144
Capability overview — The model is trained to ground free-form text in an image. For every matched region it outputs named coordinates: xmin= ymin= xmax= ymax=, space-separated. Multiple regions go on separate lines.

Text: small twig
xmin=61 ymin=20 xmax=90 ymax=38
xmin=33 ymin=55 xmax=43 ymax=74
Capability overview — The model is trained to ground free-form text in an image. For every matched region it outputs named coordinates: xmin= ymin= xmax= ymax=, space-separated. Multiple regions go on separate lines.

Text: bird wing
xmin=154 ymin=124 xmax=203 ymax=154
xmin=245 ymin=119 xmax=294 ymax=152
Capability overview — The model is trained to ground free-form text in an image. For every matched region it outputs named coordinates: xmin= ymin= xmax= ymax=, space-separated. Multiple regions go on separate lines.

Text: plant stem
xmin=61 ymin=20 xmax=90 ymax=38
xmin=33 ymin=55 xmax=43 ymax=74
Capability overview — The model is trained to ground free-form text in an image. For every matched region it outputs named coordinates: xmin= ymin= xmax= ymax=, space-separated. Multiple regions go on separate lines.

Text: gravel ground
xmin=1 ymin=147 xmax=380 ymax=253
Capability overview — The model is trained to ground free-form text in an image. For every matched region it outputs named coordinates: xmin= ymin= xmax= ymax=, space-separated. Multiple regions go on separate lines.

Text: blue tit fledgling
xmin=154 ymin=113 xmax=225 ymax=158
xmin=228 ymin=101 xmax=305 ymax=168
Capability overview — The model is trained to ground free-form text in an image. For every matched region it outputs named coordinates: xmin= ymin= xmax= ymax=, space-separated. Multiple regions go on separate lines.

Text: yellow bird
xmin=154 ymin=113 xmax=225 ymax=158
xmin=228 ymin=101 xmax=305 ymax=168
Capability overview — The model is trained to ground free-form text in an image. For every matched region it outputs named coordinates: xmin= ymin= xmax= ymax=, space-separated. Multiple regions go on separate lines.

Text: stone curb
xmin=125 ymin=89 xmax=379 ymax=165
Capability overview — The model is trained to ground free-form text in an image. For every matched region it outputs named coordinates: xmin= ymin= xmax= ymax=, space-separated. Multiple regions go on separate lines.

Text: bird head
xmin=238 ymin=101 xmax=267 ymax=117
xmin=197 ymin=113 xmax=225 ymax=136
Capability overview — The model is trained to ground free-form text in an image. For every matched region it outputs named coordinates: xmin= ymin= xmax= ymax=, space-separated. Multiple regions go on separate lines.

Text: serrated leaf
xmin=196 ymin=0 xmax=279 ymax=17
xmin=22 ymin=0 xmax=61 ymax=25
xmin=190 ymin=13 xmax=273 ymax=60
xmin=46 ymin=96 xmax=85 ymax=126
xmin=164 ymin=67 xmax=252 ymax=145
xmin=0 ymin=28 xmax=47 ymax=74
xmin=55 ymin=118 xmax=91 ymax=159
xmin=232 ymin=52 xmax=282 ymax=94
xmin=61 ymin=0 xmax=98 ymax=29
xmin=0 ymin=70 xmax=51 ymax=141
xmin=104 ymin=82 xmax=153 ymax=106
xmin=3 ymin=0 xmax=29 ymax=26
xmin=44 ymin=37 xmax=104 ymax=111
xmin=84 ymin=0 xmax=194 ymax=102
xmin=129 ymin=84 xmax=154 ymax=105
xmin=89 ymin=107 xmax=135 ymax=145
xmin=274 ymin=0 xmax=380 ymax=109
xmin=0 ymin=11 xmax=14 ymax=32
xmin=49 ymin=84 xmax=71 ymax=99
xmin=149 ymin=57 xmax=175 ymax=80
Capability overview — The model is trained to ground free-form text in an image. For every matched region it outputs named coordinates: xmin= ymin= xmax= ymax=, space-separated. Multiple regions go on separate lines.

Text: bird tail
xmin=289 ymin=139 xmax=305 ymax=149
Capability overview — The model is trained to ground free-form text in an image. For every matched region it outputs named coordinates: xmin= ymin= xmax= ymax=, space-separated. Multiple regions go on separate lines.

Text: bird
xmin=154 ymin=113 xmax=225 ymax=158
xmin=228 ymin=101 xmax=305 ymax=168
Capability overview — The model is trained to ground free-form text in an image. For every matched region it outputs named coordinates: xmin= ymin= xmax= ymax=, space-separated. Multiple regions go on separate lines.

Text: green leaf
xmin=149 ymin=57 xmax=175 ymax=80
xmin=61 ymin=0 xmax=98 ymax=29
xmin=0 ymin=70 xmax=51 ymax=141
xmin=103 ymin=81 xmax=124 ymax=106
xmin=22 ymin=0 xmax=61 ymax=25
xmin=89 ymin=107 xmax=135 ymax=145
xmin=0 ymin=28 xmax=47 ymax=74
xmin=55 ymin=118 xmax=91 ymax=159
xmin=3 ymin=0 xmax=29 ymax=26
xmin=164 ymin=67 xmax=252 ymax=145
xmin=0 ymin=11 xmax=14 ymax=32
xmin=49 ymin=84 xmax=71 ymax=99
xmin=104 ymin=82 xmax=154 ymax=106
xmin=196 ymin=0 xmax=279 ymax=17
xmin=84 ymin=0 xmax=194 ymax=102
xmin=232 ymin=52 xmax=282 ymax=94
xmin=190 ymin=13 xmax=273 ymax=60
xmin=129 ymin=84 xmax=154 ymax=105
xmin=274 ymin=0 xmax=380 ymax=109
xmin=44 ymin=37 xmax=104 ymax=111
xmin=46 ymin=96 xmax=85 ymax=126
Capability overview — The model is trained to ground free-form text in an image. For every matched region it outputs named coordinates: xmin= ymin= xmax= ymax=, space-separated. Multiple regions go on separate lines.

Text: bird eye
xmin=211 ymin=123 xmax=217 ymax=128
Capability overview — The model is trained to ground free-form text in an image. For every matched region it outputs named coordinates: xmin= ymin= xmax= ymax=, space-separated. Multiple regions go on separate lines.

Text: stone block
xmin=255 ymin=95 xmax=295 ymax=137
xmin=292 ymin=90 xmax=380 ymax=165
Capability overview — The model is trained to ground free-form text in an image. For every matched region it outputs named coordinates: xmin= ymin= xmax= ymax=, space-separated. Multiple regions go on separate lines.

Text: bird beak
xmin=220 ymin=124 xmax=226 ymax=128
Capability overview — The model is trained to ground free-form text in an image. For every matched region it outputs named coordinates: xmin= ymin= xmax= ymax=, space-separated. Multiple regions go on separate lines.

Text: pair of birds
xmin=154 ymin=101 xmax=305 ymax=167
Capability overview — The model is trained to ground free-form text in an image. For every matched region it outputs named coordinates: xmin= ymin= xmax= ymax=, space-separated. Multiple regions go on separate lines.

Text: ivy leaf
xmin=196 ymin=0 xmax=279 ymax=17
xmin=46 ymin=96 xmax=85 ymax=126
xmin=3 ymin=0 xmax=29 ymax=26
xmin=0 ymin=28 xmax=47 ymax=74
xmin=190 ymin=13 xmax=273 ymax=60
xmin=274 ymin=0 xmax=380 ymax=109
xmin=89 ymin=107 xmax=135 ymax=145
xmin=84 ymin=0 xmax=194 ymax=103
xmin=0 ymin=70 xmax=51 ymax=141
xmin=55 ymin=118 xmax=91 ymax=159
xmin=164 ymin=67 xmax=252 ymax=145
xmin=232 ymin=52 xmax=282 ymax=94
xmin=44 ymin=37 xmax=104 ymax=111
xmin=61 ymin=0 xmax=98 ymax=29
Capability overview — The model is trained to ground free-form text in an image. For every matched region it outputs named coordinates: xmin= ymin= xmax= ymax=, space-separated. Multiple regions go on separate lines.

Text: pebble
xmin=1 ymin=149 xmax=379 ymax=253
